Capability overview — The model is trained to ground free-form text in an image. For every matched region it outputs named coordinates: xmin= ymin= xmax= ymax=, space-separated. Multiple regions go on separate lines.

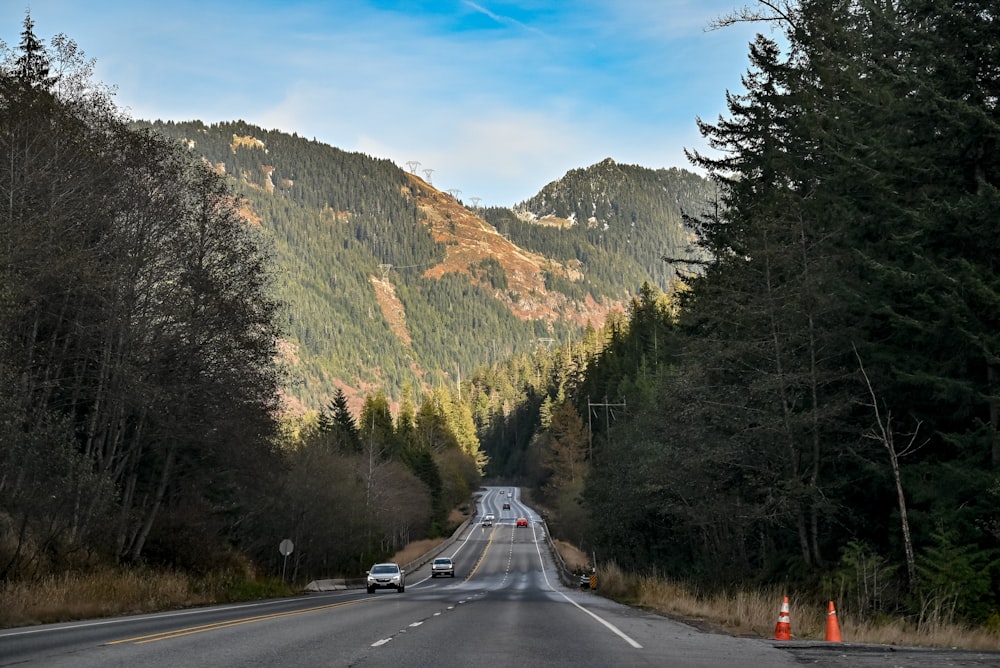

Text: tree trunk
xmin=889 ymin=446 xmax=917 ymax=589
xmin=128 ymin=441 xmax=176 ymax=562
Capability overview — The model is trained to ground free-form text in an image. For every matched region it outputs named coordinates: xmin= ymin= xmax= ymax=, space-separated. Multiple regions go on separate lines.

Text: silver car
xmin=367 ymin=563 xmax=405 ymax=593
xmin=431 ymin=557 xmax=455 ymax=578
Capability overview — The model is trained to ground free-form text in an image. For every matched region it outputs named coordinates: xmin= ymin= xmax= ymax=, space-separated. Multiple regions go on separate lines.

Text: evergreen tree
xmin=320 ymin=387 xmax=361 ymax=452
xmin=1 ymin=19 xmax=283 ymax=569
xmin=13 ymin=13 xmax=54 ymax=89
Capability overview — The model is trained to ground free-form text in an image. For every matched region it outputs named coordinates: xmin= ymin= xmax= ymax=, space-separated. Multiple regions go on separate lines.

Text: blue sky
xmin=2 ymin=1 xmax=764 ymax=206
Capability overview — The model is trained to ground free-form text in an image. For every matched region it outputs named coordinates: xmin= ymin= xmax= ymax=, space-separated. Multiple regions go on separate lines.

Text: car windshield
xmin=434 ymin=559 xmax=451 ymax=565
xmin=371 ymin=564 xmax=398 ymax=574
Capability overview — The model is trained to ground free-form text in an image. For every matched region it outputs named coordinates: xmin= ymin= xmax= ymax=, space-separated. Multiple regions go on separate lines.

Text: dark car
xmin=502 ymin=502 xmax=510 ymax=510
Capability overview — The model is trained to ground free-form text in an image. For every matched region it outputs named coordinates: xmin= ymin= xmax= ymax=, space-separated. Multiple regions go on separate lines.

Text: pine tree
xmin=321 ymin=387 xmax=361 ymax=452
xmin=13 ymin=13 xmax=55 ymax=90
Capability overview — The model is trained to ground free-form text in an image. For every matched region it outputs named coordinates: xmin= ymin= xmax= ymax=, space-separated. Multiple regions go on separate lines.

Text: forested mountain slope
xmin=138 ymin=121 xmax=712 ymax=411
xmin=496 ymin=158 xmax=712 ymax=299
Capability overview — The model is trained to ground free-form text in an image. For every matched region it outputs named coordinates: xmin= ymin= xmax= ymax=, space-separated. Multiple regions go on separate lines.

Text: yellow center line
xmin=464 ymin=525 xmax=497 ymax=581
xmin=107 ymin=598 xmax=372 ymax=645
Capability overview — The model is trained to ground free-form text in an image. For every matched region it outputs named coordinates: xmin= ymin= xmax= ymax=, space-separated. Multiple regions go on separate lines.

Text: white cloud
xmin=2 ymin=0 xmax=759 ymax=205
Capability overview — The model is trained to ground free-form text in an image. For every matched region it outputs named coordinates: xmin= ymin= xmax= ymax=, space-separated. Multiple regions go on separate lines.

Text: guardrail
xmin=304 ymin=514 xmax=473 ymax=592
xmin=401 ymin=515 xmax=472 ymax=575
xmin=305 ymin=497 xmax=592 ymax=593
xmin=537 ymin=519 xmax=578 ymax=589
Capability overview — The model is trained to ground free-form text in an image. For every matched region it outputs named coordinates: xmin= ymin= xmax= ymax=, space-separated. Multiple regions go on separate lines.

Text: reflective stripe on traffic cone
xmin=825 ymin=600 xmax=842 ymax=642
xmin=774 ymin=596 xmax=791 ymax=640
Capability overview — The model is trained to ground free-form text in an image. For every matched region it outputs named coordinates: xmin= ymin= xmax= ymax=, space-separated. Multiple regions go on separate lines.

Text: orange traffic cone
xmin=774 ymin=596 xmax=791 ymax=640
xmin=825 ymin=600 xmax=842 ymax=642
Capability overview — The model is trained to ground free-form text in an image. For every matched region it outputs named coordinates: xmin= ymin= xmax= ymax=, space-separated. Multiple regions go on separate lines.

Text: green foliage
xmin=1 ymin=19 xmax=282 ymax=574
xmin=15 ymin=6 xmax=1000 ymax=629
xmin=495 ymin=160 xmax=714 ymax=300
xmin=472 ymin=0 xmax=1000 ymax=625
xmin=136 ymin=121 xmax=671 ymax=413
xmin=134 ymin=119 xmax=440 ymax=409
xmin=0 ymin=398 xmax=118 ymax=577
xmin=823 ymin=541 xmax=901 ymax=621
xmin=538 ymin=402 xmax=588 ymax=495
xmin=469 ymin=257 xmax=508 ymax=291
xmin=916 ymin=529 xmax=999 ymax=624
xmin=210 ymin=575 xmax=297 ymax=603
xmin=543 ymin=270 xmax=587 ymax=301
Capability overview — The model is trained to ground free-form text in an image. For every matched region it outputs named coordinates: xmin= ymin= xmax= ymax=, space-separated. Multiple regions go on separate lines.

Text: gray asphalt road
xmin=2 ymin=486 xmax=998 ymax=667
xmin=780 ymin=642 xmax=1000 ymax=667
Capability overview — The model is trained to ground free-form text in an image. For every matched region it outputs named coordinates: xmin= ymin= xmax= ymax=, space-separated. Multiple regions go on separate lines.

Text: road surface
xmin=2 ymin=486 xmax=997 ymax=667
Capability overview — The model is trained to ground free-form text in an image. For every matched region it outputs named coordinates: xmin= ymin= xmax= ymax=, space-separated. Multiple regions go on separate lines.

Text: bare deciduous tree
xmin=855 ymin=344 xmax=923 ymax=589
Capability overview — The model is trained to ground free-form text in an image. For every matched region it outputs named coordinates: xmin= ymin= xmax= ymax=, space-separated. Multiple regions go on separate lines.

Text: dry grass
xmin=595 ymin=562 xmax=1000 ymax=650
xmin=447 ymin=508 xmax=468 ymax=525
xmin=0 ymin=568 xmax=210 ymax=629
xmin=1 ymin=517 xmax=465 ymax=629
xmin=553 ymin=539 xmax=591 ymax=572
xmin=392 ymin=510 xmax=470 ymax=567
xmin=0 ymin=564 xmax=295 ymax=630
xmin=391 ymin=538 xmax=445 ymax=566
xmin=8 ymin=536 xmax=998 ymax=652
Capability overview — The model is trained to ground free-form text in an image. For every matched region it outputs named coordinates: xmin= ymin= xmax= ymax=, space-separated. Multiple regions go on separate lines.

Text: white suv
xmin=367 ymin=563 xmax=405 ymax=593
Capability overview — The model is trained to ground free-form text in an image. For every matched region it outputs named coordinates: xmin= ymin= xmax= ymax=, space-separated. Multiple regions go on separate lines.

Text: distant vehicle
xmin=499 ymin=490 xmax=505 ymax=494
xmin=367 ymin=563 xmax=405 ymax=593
xmin=431 ymin=557 xmax=455 ymax=578
xmin=502 ymin=502 xmax=510 ymax=510
xmin=516 ymin=517 xmax=528 ymax=528
xmin=482 ymin=513 xmax=495 ymax=527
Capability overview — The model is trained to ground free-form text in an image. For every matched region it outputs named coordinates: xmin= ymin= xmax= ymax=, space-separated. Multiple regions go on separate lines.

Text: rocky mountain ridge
xmin=139 ymin=119 xmax=711 ymax=411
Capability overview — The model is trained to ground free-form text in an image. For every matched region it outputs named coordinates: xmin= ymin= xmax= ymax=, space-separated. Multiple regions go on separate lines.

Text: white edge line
xmin=410 ymin=518 xmax=479 ymax=588
xmin=530 ymin=523 xmax=643 ymax=649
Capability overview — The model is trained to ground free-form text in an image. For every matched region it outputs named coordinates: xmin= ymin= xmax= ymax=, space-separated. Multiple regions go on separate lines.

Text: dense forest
xmin=0 ymin=16 xmax=481 ymax=582
xmin=474 ymin=0 xmax=1000 ymax=627
xmin=136 ymin=121 xmax=713 ymax=412
xmin=3 ymin=0 xmax=999 ymax=632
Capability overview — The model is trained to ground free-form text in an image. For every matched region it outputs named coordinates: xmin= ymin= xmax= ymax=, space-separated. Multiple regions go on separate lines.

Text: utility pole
xmin=405 ymin=160 xmax=420 ymax=174
xmin=587 ymin=396 xmax=626 ymax=460
xmin=422 ymin=168 xmax=434 ymax=184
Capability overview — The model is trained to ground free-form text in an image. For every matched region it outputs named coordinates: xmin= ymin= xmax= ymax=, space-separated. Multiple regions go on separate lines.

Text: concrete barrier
xmin=304 ymin=578 xmax=347 ymax=592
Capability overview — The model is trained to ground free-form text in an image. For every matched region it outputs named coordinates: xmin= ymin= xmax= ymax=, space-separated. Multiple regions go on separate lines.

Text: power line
xmin=587 ymin=396 xmax=626 ymax=460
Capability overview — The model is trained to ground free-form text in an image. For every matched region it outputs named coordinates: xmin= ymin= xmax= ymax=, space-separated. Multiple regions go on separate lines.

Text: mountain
xmin=136 ymin=120 xmax=715 ymax=412
xmin=511 ymin=158 xmax=712 ymax=296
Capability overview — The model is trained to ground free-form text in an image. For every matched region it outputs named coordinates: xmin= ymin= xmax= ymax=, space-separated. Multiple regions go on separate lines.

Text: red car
xmin=516 ymin=517 xmax=528 ymax=528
